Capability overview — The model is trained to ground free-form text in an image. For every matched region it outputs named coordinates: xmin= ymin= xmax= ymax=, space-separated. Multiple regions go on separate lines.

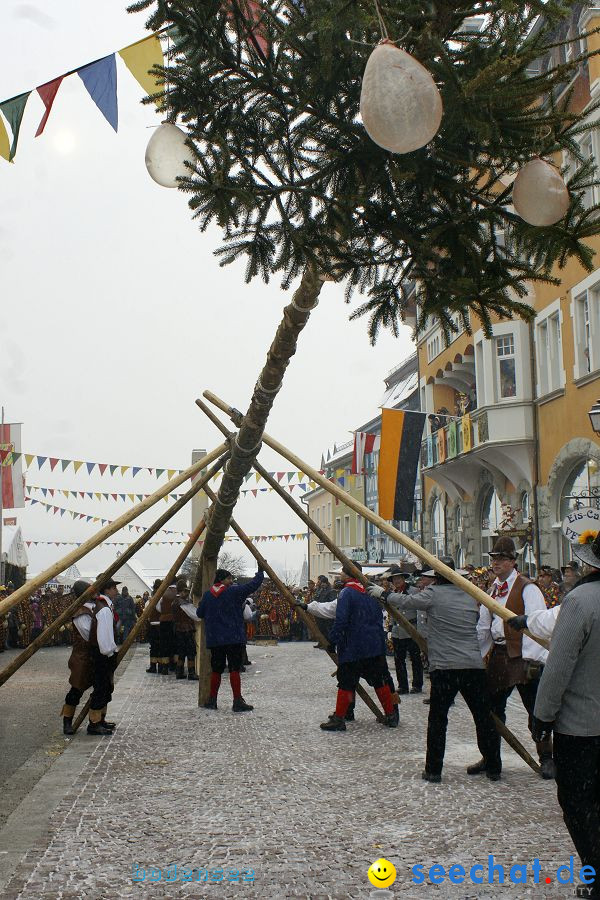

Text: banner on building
xmin=0 ymin=424 xmax=24 ymax=509
xmin=378 ymin=409 xmax=426 ymax=522
xmin=351 ymin=431 xmax=380 ymax=474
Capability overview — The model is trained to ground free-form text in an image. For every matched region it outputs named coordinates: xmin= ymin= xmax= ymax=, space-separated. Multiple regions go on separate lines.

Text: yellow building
xmin=418 ymin=5 xmax=600 ymax=571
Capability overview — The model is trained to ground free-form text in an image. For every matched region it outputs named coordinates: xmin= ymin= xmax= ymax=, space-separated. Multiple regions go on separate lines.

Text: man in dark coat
xmin=197 ymin=568 xmax=264 ymax=712
xmin=320 ymin=564 xmax=397 ymax=732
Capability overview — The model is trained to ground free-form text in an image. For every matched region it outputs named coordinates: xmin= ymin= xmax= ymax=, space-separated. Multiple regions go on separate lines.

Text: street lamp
xmin=589 ymin=400 xmax=600 ymax=434
xmin=316 ymin=542 xmax=325 ymax=552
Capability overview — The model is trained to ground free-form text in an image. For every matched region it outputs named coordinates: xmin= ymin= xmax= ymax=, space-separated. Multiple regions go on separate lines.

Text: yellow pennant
xmin=24 ymin=453 xmax=34 ymax=468
xmin=119 ymin=35 xmax=164 ymax=106
xmin=73 ymin=460 xmax=84 ymax=473
xmin=121 ymin=466 xmax=130 ymax=476
xmin=0 ymin=116 xmax=9 ymax=162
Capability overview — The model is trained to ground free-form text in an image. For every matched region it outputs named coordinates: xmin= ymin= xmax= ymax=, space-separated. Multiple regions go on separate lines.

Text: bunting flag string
xmin=0 ymin=30 xmax=166 ymax=162
xmin=24 ymin=531 xmax=307 ymax=548
xmin=26 ymin=482 xmax=317 ymax=502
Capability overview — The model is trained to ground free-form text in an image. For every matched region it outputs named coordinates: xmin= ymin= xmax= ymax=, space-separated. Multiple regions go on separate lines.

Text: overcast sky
xmin=1 ymin=0 xmax=415 ymax=581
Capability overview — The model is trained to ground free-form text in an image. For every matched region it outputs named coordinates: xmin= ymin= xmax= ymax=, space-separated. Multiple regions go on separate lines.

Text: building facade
xmin=418 ymin=3 xmax=600 ymax=572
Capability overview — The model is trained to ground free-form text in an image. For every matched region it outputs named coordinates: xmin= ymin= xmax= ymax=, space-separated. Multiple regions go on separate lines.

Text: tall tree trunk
xmin=193 ymin=264 xmax=324 ymax=588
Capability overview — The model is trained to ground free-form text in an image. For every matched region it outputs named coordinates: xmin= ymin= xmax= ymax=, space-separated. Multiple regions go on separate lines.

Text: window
xmin=427 ymin=333 xmax=441 ymax=362
xmin=481 ymin=487 xmax=502 ymax=558
xmin=455 ymin=505 xmax=462 ymax=531
xmin=565 ymin=135 xmax=596 ymax=210
xmin=335 ymin=517 xmax=341 ymax=545
xmin=431 ymin=498 xmax=445 ymax=556
xmin=321 ymin=504 xmax=326 ymax=527
xmin=521 ymin=491 xmax=531 ymax=524
xmin=357 ymin=515 xmax=364 ymax=546
xmin=536 ymin=308 xmax=563 ymax=396
xmin=327 ymin=502 xmax=332 ymax=527
xmin=559 ymin=459 xmax=600 ymax=564
xmin=573 ymin=288 xmax=600 ymax=378
xmin=495 ymin=334 xmax=516 ymax=399
xmin=343 ymin=515 xmax=350 ymax=546
xmin=314 ymin=506 xmax=320 ymax=527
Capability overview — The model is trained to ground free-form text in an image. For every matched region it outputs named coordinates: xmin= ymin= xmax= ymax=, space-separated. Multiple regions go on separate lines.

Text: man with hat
xmin=533 ymin=530 xmax=600 ymax=898
xmin=87 ymin=577 xmax=119 ymax=735
xmin=384 ymin=564 xmax=423 ymax=695
xmin=370 ymin=557 xmax=499 ymax=782
xmin=60 ymin=580 xmax=95 ymax=735
xmin=473 ymin=535 xmax=552 ymax=779
xmin=156 ymin=581 xmax=177 ymax=675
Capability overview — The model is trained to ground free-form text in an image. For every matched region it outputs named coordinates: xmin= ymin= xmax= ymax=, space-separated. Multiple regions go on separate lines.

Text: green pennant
xmin=156 ymin=469 xmax=164 ymax=479
xmin=0 ymin=92 xmax=31 ymax=160
xmin=109 ymin=465 xmax=118 ymax=476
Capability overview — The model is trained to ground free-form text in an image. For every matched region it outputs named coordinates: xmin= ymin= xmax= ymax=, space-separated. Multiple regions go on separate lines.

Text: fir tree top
xmin=130 ymin=0 xmax=600 ymax=339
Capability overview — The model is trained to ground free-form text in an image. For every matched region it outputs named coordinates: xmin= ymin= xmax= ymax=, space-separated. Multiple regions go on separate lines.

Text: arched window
xmin=559 ymin=459 xmax=600 ymax=564
xmin=456 ymin=547 xmax=465 ymax=568
xmin=521 ymin=491 xmax=531 ymax=524
xmin=455 ymin=505 xmax=462 ymax=531
xmin=431 ymin=498 xmax=446 ymax=556
xmin=481 ymin=487 xmax=502 ymax=559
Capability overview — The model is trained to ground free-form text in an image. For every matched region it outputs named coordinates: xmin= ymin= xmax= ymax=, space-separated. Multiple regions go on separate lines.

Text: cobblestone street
xmin=0 ymin=643 xmax=576 ymax=899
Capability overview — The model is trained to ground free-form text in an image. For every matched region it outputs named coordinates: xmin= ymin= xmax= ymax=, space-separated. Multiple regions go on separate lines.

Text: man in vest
xmin=61 ymin=580 xmax=95 ymax=735
xmin=197 ymin=568 xmax=264 ymax=711
xmin=320 ymin=563 xmax=397 ymax=732
xmin=157 ymin=582 xmax=177 ymax=675
xmin=473 ymin=536 xmax=553 ymax=778
xmin=88 ymin=578 xmax=119 ymax=735
xmin=146 ymin=579 xmax=161 ymax=674
xmin=171 ymin=577 xmax=200 ymax=680
xmin=533 ymin=530 xmax=600 ymax=900
xmin=385 ymin=564 xmax=423 ymax=695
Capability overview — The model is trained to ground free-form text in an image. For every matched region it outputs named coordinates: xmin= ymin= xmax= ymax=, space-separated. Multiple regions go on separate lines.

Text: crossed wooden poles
xmin=0 ymin=392 xmax=547 ymax=773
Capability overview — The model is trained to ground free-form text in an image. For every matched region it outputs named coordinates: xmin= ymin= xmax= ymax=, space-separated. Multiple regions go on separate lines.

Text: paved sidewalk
xmin=0 ymin=644 xmax=575 ymax=899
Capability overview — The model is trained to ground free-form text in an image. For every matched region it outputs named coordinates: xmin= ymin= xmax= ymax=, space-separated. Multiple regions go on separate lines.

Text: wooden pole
xmin=0 ymin=454 xmax=228 ymax=689
xmin=201 ymin=482 xmax=385 ymax=722
xmin=0 ymin=442 xmax=228 ymax=618
xmin=195 ymin=398 xmax=425 ymax=650
xmin=202 ymin=390 xmax=548 ymax=650
xmin=203 ymin=391 xmax=545 ymax=774
xmin=71 ymin=514 xmax=209 ymax=733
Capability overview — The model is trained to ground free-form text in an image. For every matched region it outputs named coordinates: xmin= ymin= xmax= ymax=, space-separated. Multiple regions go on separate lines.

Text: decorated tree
xmin=130 ymin=0 xmax=600 ymax=587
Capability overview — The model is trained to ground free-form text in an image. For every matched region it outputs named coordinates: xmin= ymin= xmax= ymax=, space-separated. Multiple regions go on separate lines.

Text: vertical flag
xmin=351 ymin=431 xmax=380 ymax=474
xmin=378 ymin=409 xmax=426 ymax=522
xmin=0 ymin=424 xmax=25 ymax=509
xmin=78 ymin=56 xmax=118 ymax=131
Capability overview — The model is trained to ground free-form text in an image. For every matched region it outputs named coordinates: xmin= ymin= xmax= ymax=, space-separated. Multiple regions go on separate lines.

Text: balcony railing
xmin=421 ymin=404 xmax=534 ymax=470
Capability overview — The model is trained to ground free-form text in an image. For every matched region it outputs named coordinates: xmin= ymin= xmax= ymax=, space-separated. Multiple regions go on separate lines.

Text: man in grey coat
xmin=369 ymin=557 xmax=499 ymax=783
xmin=534 ymin=532 xmax=600 ymax=899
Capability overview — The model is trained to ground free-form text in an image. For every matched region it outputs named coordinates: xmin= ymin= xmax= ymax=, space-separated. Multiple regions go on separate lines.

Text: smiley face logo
xmin=368 ymin=858 xmax=397 ymax=888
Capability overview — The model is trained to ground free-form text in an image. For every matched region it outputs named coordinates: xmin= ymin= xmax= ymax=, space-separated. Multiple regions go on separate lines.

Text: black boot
xmin=232 ymin=696 xmax=254 ymax=712
xmin=320 ymin=715 xmax=346 ymax=731
xmin=176 ymin=667 xmax=186 ymax=680
xmin=146 ymin=663 xmax=157 ymax=673
xmin=466 ymin=758 xmax=488 ymax=775
xmin=158 ymin=663 xmax=168 ymax=675
xmin=187 ymin=671 xmax=199 ymax=681
xmin=87 ymin=722 xmax=113 ymax=735
xmin=63 ymin=717 xmax=74 ymax=735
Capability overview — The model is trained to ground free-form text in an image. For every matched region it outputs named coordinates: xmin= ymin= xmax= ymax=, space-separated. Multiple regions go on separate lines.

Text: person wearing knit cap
xmin=321 ymin=563 xmax=397 ymax=732
xmin=197 ymin=567 xmax=264 ymax=711
xmin=534 ymin=529 xmax=600 ymax=898
xmin=60 ymin=580 xmax=96 ymax=735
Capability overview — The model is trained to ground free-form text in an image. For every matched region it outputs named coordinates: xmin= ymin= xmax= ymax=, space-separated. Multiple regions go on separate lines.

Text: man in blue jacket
xmin=321 ymin=564 xmax=397 ymax=731
xmin=197 ymin=567 xmax=264 ymax=712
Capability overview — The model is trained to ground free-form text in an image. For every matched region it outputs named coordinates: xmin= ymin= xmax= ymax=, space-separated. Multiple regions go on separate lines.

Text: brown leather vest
xmin=502 ymin=574 xmax=530 ymax=658
xmin=89 ymin=597 xmax=110 ymax=648
xmin=172 ymin=597 xmax=194 ymax=632
xmin=159 ymin=593 xmax=174 ymax=623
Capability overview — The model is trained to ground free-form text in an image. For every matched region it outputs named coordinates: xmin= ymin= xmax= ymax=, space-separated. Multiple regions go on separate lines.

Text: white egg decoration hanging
xmin=512 ymin=157 xmax=570 ymax=226
xmin=145 ymin=122 xmax=195 ymax=188
xmin=360 ymin=41 xmax=443 ymax=154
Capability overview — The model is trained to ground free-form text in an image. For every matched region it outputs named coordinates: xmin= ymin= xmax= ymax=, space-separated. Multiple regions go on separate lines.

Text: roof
xmin=1 ymin=526 xmax=28 ymax=569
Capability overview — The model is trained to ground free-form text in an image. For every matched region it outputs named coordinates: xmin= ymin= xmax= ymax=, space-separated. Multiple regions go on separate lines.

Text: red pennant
xmin=36 ymin=76 xmax=64 ymax=137
xmin=98 ymin=463 xmax=108 ymax=476
xmin=276 ymin=472 xmax=285 ymax=482
xmin=49 ymin=457 xmax=59 ymax=471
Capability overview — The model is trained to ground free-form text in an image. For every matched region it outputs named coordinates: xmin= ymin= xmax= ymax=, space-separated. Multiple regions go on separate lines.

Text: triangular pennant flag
xmin=255 ymin=473 xmax=261 ymax=483
xmin=49 ymin=457 xmax=59 ymax=471
xmin=41 ymin=488 xmax=47 ymax=497
xmin=24 ymin=453 xmax=34 ymax=468
xmin=128 ymin=493 xmax=134 ymax=502
xmin=49 ymin=488 xmax=55 ymax=496
xmin=37 ymin=456 xmax=47 ymax=469
xmin=73 ymin=460 xmax=84 ymax=473
xmin=0 ymin=92 xmax=31 ymax=160
xmin=62 ymin=490 xmax=69 ymax=498
xmin=121 ymin=466 xmax=129 ymax=476
xmin=137 ymin=494 xmax=143 ymax=502
xmin=98 ymin=463 xmax=108 ymax=476
xmin=132 ymin=467 xmax=141 ymax=477
xmin=109 ymin=465 xmax=118 ymax=476
xmin=289 ymin=484 xmax=296 ymax=493
xmin=167 ymin=470 xmax=176 ymax=480
xmin=61 ymin=458 xmax=71 ymax=472
xmin=252 ymin=489 xmax=257 ymax=497
xmin=287 ymin=472 xmax=294 ymax=482
xmin=35 ymin=76 xmax=64 ymax=137
xmin=78 ymin=56 xmax=118 ymax=131
xmin=119 ymin=494 xmax=125 ymax=501
xmin=156 ymin=469 xmax=164 ymax=479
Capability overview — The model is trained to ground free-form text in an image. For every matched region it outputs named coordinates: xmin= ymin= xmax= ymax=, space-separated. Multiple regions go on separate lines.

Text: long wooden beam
xmin=201 ymin=482 xmax=385 ymax=723
xmin=202 ymin=390 xmax=548 ymax=650
xmin=71 ymin=514 xmax=209 ymax=733
xmin=0 ymin=454 xmax=228 ymax=689
xmin=0 ymin=442 xmax=228 ymax=618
